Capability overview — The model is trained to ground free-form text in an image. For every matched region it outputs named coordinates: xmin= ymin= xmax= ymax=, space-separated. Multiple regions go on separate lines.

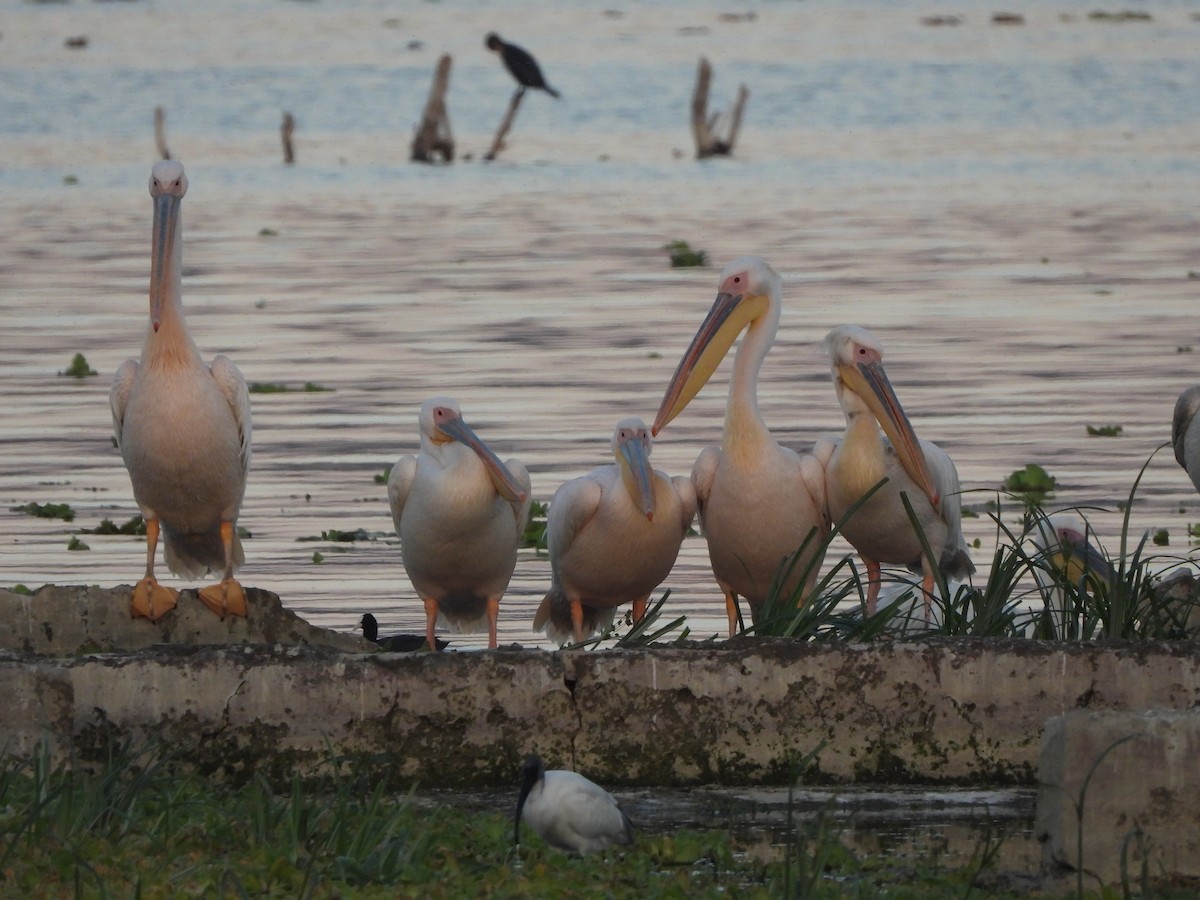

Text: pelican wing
xmin=921 ymin=439 xmax=975 ymax=576
xmin=110 ymin=359 xmax=138 ymax=451
xmin=210 ymin=355 xmax=252 ymax=479
xmin=690 ymin=446 xmax=720 ymax=523
xmin=387 ymin=456 xmax=419 ymax=535
xmin=670 ymin=474 xmax=698 ymax=532
xmin=1172 ymin=386 xmax=1200 ymax=470
xmin=798 ymin=452 xmax=829 ymax=534
xmin=546 ymin=474 xmax=604 ymax=561
xmin=506 ymin=457 xmax=534 ymax=529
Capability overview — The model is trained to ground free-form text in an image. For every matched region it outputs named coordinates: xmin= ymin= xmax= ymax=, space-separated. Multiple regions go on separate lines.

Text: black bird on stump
xmin=485 ymin=32 xmax=560 ymax=98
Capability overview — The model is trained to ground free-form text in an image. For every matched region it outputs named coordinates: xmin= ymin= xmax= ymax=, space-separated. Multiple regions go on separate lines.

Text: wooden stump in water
xmin=154 ymin=105 xmax=171 ymax=161
xmin=411 ymin=54 xmax=455 ymax=164
xmin=484 ymin=87 xmax=526 ymax=162
xmin=690 ymin=57 xmax=748 ymax=159
xmin=281 ymin=111 xmax=296 ymax=165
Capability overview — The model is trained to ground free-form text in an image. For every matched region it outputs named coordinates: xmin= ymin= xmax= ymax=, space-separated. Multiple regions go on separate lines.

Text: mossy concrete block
xmin=569 ymin=639 xmax=1200 ymax=785
xmin=0 ymin=646 xmax=576 ymax=788
xmin=2 ymin=587 xmax=1200 ymax=789
xmin=1036 ymin=709 xmax=1200 ymax=887
xmin=0 ymin=584 xmax=373 ymax=655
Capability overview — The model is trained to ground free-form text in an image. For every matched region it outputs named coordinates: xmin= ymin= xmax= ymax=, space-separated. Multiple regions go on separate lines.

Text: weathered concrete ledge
xmin=2 ymin=586 xmax=1199 ymax=788
xmin=1036 ymin=709 xmax=1200 ymax=888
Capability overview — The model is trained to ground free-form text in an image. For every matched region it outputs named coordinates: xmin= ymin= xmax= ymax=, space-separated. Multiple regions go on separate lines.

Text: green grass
xmin=0 ymin=740 xmax=1064 ymax=898
xmin=521 ymin=499 xmax=549 ymax=551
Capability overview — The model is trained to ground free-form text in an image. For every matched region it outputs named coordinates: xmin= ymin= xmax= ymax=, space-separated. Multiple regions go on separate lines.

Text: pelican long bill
xmin=616 ymin=427 xmax=656 ymax=520
xmin=438 ymin=416 xmax=527 ymax=503
xmin=838 ymin=359 xmax=940 ymax=509
xmin=149 ymin=189 xmax=181 ymax=333
xmin=653 ymin=289 xmax=768 ymax=434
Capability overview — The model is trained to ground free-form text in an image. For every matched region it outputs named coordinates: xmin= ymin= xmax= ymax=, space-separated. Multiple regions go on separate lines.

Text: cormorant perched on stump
xmin=485 ymin=32 xmax=560 ymax=98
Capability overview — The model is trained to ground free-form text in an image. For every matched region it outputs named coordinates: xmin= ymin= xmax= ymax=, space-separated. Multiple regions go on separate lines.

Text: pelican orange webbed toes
xmin=653 ymin=256 xmax=828 ymax=636
xmin=515 ymin=754 xmax=634 ymax=855
xmin=111 ymin=161 xmax=252 ymax=621
xmin=534 ymin=418 xmax=696 ymax=644
xmin=819 ymin=324 xmax=973 ymax=621
xmin=388 ymin=398 xmax=531 ymax=651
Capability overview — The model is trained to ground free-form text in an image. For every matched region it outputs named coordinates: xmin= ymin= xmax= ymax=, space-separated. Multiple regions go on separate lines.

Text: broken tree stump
xmin=484 ymin=87 xmax=526 ymax=162
xmin=281 ymin=111 xmax=295 ymax=165
xmin=411 ymin=54 xmax=455 ymax=164
xmin=690 ymin=57 xmax=748 ymax=159
xmin=154 ymin=105 xmax=171 ymax=160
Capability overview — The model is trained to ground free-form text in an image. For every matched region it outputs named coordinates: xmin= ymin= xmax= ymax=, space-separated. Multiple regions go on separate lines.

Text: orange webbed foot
xmin=131 ymin=577 xmax=179 ymax=621
xmin=197 ymin=579 xmax=248 ymax=618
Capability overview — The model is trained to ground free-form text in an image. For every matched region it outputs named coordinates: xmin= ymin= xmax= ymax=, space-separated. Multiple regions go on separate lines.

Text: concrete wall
xmin=1037 ymin=709 xmax=1200 ymax=888
xmin=2 ymin=587 xmax=1199 ymax=788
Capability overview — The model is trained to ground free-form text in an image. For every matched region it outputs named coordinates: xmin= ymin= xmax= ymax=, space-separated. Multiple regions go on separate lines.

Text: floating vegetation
xmin=248 ymin=381 xmax=333 ymax=394
xmin=11 ymin=502 xmax=75 ymax=522
xmin=59 ymin=352 xmax=97 ymax=378
xmin=257 ymin=227 xmax=278 ymax=237
xmin=66 ymin=536 xmax=89 ymax=551
xmin=63 ymin=174 xmax=79 ymax=185
xmin=1088 ymin=9 xmax=1152 ymax=22
xmin=300 ymin=528 xmax=376 ymax=543
xmin=663 ymin=240 xmax=707 ymax=268
xmin=1153 ymin=528 xmax=1169 ymax=546
xmin=311 ymin=551 xmax=324 ymax=564
xmin=80 ymin=515 xmax=146 ymax=535
xmin=1086 ymin=424 xmax=1123 ymax=437
xmin=373 ymin=465 xmax=392 ymax=485
xmin=1003 ymin=463 xmax=1056 ymax=501
xmin=237 ymin=525 xmax=252 ymax=539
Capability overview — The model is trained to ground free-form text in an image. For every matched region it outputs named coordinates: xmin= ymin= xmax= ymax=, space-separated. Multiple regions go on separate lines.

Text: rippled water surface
xmin=3 ymin=0 xmax=1200 ymax=649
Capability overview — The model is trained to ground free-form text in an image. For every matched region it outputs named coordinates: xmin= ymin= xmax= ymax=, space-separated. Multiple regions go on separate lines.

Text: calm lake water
xmin=3 ymin=0 xmax=1200 ymax=653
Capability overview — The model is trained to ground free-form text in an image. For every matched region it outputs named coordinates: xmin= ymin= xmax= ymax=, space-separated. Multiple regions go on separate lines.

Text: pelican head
xmin=1030 ymin=513 xmax=1115 ymax=587
xmin=418 ymin=397 xmax=528 ymax=503
xmin=612 ymin=417 xmax=656 ymax=520
xmin=148 ymin=160 xmax=187 ymax=333
xmin=653 ymin=256 xmax=780 ymax=434
xmin=824 ymin=324 xmax=939 ymax=508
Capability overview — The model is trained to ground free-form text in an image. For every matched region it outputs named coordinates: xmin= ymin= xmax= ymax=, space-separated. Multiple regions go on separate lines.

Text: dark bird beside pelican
xmin=653 ymin=256 xmax=829 ymax=636
xmin=111 ymin=161 xmax=252 ymax=621
xmin=485 ymin=32 xmax=560 ymax=98
xmin=819 ymin=325 xmax=973 ymax=621
xmin=387 ymin=398 xmax=531 ymax=651
xmin=515 ymin=754 xmax=634 ymax=855
xmin=534 ymin=418 xmax=696 ymax=644
xmin=359 ymin=612 xmax=448 ymax=652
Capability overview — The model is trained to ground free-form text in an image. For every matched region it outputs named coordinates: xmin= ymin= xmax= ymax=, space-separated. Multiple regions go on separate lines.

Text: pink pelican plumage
xmin=387 ymin=398 xmax=531 ymax=651
xmin=819 ymin=325 xmax=973 ymax=620
xmin=652 ymin=256 xmax=828 ymax=636
xmin=534 ymin=418 xmax=696 ymax=644
xmin=110 ymin=161 xmax=252 ymax=621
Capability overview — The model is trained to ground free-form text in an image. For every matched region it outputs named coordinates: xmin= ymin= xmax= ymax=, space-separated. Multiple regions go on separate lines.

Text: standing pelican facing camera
xmin=111 ymin=161 xmax=252 ymax=621
xmin=388 ymin=397 xmax=531 ymax=651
